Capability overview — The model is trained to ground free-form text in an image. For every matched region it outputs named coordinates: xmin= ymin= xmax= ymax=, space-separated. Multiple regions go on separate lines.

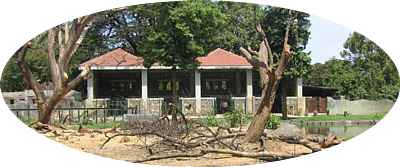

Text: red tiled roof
xmin=196 ymin=48 xmax=251 ymax=66
xmin=80 ymin=48 xmax=144 ymax=67
xmin=81 ymin=48 xmax=251 ymax=68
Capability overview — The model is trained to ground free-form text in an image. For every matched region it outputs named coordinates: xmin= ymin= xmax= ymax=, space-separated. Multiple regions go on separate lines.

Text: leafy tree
xmin=304 ymin=62 xmax=327 ymax=86
xmin=1 ymin=36 xmax=50 ymax=92
xmin=340 ymin=32 xmax=399 ymax=100
xmin=307 ymin=32 xmax=399 ymax=100
xmin=138 ymin=0 xmax=226 ymax=123
xmin=261 ymin=7 xmax=312 ymax=79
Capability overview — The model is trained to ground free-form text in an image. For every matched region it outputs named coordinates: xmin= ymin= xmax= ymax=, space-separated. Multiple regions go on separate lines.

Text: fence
xmin=11 ymin=106 xmax=146 ymax=125
xmin=10 ymin=96 xmax=261 ymax=125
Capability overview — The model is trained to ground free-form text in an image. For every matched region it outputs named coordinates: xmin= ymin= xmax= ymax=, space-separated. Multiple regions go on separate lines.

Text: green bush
xmin=223 ymin=108 xmax=242 ymax=128
xmin=204 ymin=114 xmax=220 ymax=127
xmin=266 ymin=115 xmax=281 ymax=129
xmin=223 ymin=107 xmax=254 ymax=128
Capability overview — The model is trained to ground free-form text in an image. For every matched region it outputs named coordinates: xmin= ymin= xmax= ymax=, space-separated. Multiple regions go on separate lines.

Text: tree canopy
xmin=306 ymin=32 xmax=399 ymax=100
xmin=1 ymin=1 xmax=313 ymax=92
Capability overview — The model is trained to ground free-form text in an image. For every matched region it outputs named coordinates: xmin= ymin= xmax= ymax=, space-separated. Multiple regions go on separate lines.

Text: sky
xmin=305 ymin=15 xmax=353 ymax=64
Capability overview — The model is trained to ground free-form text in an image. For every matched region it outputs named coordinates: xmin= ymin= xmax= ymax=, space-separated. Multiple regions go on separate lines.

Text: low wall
xmin=328 ymin=97 xmax=394 ymax=115
xmin=286 ymin=97 xmax=307 ymax=116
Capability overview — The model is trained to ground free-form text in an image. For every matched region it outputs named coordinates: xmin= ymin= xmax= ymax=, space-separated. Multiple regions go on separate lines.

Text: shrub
xmin=223 ymin=107 xmax=255 ymax=128
xmin=266 ymin=115 xmax=281 ymax=129
xmin=224 ymin=108 xmax=242 ymax=128
xmin=204 ymin=114 xmax=220 ymax=127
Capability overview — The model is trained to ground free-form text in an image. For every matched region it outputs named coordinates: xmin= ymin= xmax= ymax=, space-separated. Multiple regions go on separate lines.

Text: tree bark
xmin=240 ymin=10 xmax=294 ymax=143
xmin=243 ymin=78 xmax=279 ymax=142
xmin=15 ymin=15 xmax=95 ymax=124
xmin=281 ymin=80 xmax=288 ymax=120
xmin=171 ymin=67 xmax=178 ymax=124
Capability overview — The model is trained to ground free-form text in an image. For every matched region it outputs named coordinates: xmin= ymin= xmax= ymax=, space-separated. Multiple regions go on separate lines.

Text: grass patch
xmin=196 ymin=112 xmax=281 ymax=129
xmin=295 ymin=113 xmax=386 ymax=122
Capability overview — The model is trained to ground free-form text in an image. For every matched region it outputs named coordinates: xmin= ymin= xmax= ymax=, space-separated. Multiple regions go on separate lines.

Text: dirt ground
xmin=42 ymin=127 xmax=313 ymax=167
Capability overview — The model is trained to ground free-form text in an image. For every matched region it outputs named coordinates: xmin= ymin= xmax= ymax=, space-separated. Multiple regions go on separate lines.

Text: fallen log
xmin=132 ymin=149 xmax=296 ymax=163
xmin=132 ymin=152 xmax=207 ymax=163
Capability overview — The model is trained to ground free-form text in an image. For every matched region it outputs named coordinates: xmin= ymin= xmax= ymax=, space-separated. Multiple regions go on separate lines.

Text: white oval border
xmin=0 ymin=1 xmax=398 ymax=167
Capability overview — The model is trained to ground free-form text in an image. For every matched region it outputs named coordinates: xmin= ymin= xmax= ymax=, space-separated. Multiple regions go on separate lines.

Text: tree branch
xmin=275 ymin=10 xmax=294 ymax=79
xmin=59 ymin=15 xmax=96 ymax=83
xmin=15 ymin=42 xmax=46 ymax=105
xmin=256 ymin=23 xmax=273 ymax=67
xmin=66 ymin=64 xmax=90 ymax=90
xmin=239 ymin=47 xmax=268 ymax=70
xmin=48 ymin=28 xmax=62 ymax=88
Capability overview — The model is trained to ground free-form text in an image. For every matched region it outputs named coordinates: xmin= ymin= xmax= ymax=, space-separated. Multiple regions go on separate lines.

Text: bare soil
xmin=42 ymin=127 xmax=313 ymax=167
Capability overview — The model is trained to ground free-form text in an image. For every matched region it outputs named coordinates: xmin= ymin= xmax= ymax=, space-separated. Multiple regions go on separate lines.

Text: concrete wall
xmin=232 ymin=97 xmax=246 ymax=113
xmin=286 ymin=97 xmax=307 ymax=116
xmin=328 ymin=97 xmax=394 ymax=115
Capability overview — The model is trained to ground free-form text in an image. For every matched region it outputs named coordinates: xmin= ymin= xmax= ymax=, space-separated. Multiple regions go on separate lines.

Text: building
xmin=80 ymin=48 xmax=307 ymax=116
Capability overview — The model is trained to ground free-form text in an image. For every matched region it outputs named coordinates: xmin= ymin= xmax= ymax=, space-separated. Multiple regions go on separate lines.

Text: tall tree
xmin=14 ymin=15 xmax=96 ymax=124
xmin=138 ymin=0 xmax=226 ymax=123
xmin=260 ymin=7 xmax=311 ymax=119
xmin=307 ymin=33 xmax=399 ymax=100
xmin=240 ymin=9 xmax=295 ymax=142
xmin=341 ymin=32 xmax=399 ymax=100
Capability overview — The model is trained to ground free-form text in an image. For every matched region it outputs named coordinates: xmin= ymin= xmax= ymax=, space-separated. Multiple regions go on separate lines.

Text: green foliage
xmin=1 ymin=1 xmax=313 ymax=94
xmin=307 ymin=32 xmax=399 ymax=100
xmin=261 ymin=7 xmax=312 ymax=79
xmin=1 ymin=35 xmax=51 ymax=92
xmin=203 ymin=114 xmax=221 ymax=127
xmin=266 ymin=115 xmax=281 ymax=129
xmin=223 ymin=107 xmax=251 ymax=128
xmin=138 ymin=0 xmax=226 ymax=69
xmin=295 ymin=113 xmax=386 ymax=121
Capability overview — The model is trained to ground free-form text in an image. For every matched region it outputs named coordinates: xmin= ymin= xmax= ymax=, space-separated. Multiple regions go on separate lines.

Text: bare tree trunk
xmin=281 ymin=80 xmax=288 ymax=120
xmin=171 ymin=67 xmax=178 ymax=124
xmin=243 ymin=78 xmax=279 ymax=142
xmin=15 ymin=15 xmax=95 ymax=124
xmin=240 ymin=10 xmax=294 ymax=142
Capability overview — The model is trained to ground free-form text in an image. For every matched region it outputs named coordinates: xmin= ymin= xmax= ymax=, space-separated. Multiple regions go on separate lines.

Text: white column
xmin=195 ymin=70 xmax=201 ymax=113
xmin=87 ymin=71 xmax=94 ymax=100
xmin=296 ymin=78 xmax=306 ymax=116
xmin=141 ymin=69 xmax=148 ymax=112
xmin=246 ymin=70 xmax=253 ymax=113
xmin=296 ymin=78 xmax=303 ymax=97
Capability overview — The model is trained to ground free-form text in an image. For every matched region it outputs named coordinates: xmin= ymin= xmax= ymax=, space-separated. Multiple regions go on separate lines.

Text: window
xmin=221 ymin=81 xmax=227 ymax=90
xmin=157 ymin=80 xmax=180 ymax=91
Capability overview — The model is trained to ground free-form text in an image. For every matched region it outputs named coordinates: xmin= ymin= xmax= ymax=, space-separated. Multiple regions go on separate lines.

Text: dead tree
xmin=15 ymin=15 xmax=96 ymax=124
xmin=240 ymin=11 xmax=294 ymax=143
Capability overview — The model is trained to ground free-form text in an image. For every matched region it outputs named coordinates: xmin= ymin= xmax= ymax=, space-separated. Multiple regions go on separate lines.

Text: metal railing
xmin=11 ymin=106 xmax=142 ymax=125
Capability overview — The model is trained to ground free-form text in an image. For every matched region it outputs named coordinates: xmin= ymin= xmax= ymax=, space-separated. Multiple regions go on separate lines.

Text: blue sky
xmin=305 ymin=15 xmax=353 ymax=64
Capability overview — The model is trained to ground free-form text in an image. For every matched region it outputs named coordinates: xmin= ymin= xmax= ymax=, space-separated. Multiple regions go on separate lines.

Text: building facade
xmin=80 ymin=48 xmax=305 ymax=116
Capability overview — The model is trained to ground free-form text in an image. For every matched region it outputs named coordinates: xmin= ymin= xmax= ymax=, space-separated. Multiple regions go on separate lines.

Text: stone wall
xmin=127 ymin=98 xmax=142 ymax=113
xmin=181 ymin=98 xmax=196 ymax=116
xmin=328 ymin=97 xmax=394 ymax=115
xmin=232 ymin=97 xmax=246 ymax=113
xmin=201 ymin=97 xmax=215 ymax=115
xmin=286 ymin=97 xmax=298 ymax=116
xmin=147 ymin=98 xmax=163 ymax=115
xmin=285 ymin=97 xmax=307 ymax=116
